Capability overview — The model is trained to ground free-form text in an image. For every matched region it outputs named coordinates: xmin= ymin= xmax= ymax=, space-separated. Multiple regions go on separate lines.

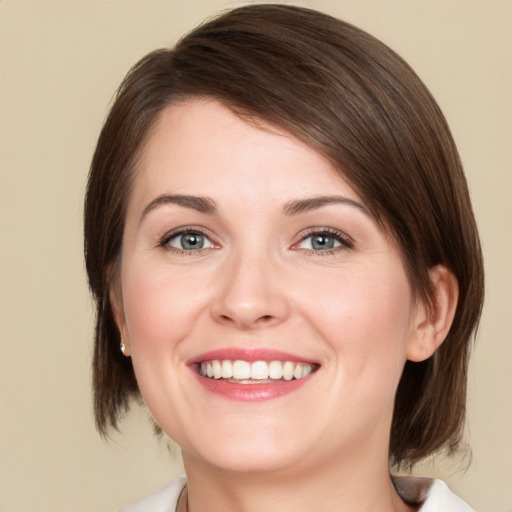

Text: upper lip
xmin=187 ymin=348 xmax=318 ymax=365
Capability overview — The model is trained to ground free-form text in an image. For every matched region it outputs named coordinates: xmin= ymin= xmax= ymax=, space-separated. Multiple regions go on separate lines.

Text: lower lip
xmin=192 ymin=371 xmax=314 ymax=401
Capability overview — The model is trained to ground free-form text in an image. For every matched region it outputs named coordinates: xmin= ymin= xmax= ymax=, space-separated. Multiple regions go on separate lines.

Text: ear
xmin=407 ymin=265 xmax=459 ymax=362
xmin=109 ymin=282 xmax=131 ymax=357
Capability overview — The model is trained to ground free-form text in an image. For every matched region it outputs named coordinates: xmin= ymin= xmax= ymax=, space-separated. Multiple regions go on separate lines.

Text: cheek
xmin=300 ymin=266 xmax=414 ymax=381
xmin=120 ymin=261 xmax=208 ymax=353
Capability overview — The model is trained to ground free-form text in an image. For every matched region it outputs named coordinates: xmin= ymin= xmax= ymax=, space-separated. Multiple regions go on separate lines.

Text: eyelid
xmin=158 ymin=226 xmax=219 ymax=252
xmin=292 ymin=227 xmax=354 ymax=251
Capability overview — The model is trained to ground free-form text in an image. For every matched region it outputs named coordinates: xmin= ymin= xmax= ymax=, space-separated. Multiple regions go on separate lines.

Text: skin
xmin=111 ymin=98 xmax=458 ymax=512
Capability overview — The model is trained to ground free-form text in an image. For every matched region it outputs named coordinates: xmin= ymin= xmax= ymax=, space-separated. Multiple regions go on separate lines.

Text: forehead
xmin=131 ymin=98 xmax=363 ymax=211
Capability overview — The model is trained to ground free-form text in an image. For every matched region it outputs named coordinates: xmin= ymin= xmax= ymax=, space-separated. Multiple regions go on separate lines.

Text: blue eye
xmin=165 ymin=231 xmax=214 ymax=251
xmin=297 ymin=230 xmax=352 ymax=252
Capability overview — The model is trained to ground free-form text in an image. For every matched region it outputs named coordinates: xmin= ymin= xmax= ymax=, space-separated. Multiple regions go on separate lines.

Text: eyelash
xmin=294 ymin=228 xmax=354 ymax=255
xmin=158 ymin=227 xmax=215 ymax=255
xmin=157 ymin=227 xmax=354 ymax=256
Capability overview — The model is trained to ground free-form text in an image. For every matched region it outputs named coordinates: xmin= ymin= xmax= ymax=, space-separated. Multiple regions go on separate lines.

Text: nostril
xmin=217 ymin=313 xmax=277 ymax=329
xmin=220 ymin=314 xmax=273 ymax=322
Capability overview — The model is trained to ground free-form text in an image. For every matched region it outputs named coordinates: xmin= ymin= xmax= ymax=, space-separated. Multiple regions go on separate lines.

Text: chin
xmin=188 ymin=448 xmax=306 ymax=477
xmin=179 ymin=421 xmax=312 ymax=475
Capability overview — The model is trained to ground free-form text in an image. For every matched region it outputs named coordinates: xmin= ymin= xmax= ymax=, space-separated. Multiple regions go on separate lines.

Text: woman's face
xmin=112 ymin=98 xmax=428 ymax=476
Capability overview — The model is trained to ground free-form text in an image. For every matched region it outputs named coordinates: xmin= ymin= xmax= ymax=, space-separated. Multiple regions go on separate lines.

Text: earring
xmin=120 ymin=343 xmax=126 ymax=355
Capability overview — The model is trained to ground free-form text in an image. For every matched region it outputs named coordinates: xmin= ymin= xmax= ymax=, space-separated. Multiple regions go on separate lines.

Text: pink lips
xmin=188 ymin=348 xmax=316 ymax=365
xmin=188 ymin=348 xmax=318 ymax=402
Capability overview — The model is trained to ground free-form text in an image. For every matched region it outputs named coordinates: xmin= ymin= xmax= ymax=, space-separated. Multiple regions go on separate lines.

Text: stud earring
xmin=120 ymin=343 xmax=126 ymax=355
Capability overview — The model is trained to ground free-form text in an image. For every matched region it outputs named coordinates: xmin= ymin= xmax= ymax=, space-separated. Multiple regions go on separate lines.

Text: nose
xmin=210 ymin=251 xmax=291 ymax=331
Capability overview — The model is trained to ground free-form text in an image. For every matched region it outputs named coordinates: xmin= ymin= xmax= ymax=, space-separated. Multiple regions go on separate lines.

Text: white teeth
xmin=212 ymin=360 xmax=222 ymax=379
xmin=268 ymin=360 xmax=283 ymax=379
xmin=302 ymin=365 xmax=312 ymax=378
xmin=199 ymin=359 xmax=316 ymax=382
xmin=283 ymin=361 xmax=294 ymax=381
xmin=233 ymin=360 xmax=251 ymax=379
xmin=221 ymin=360 xmax=233 ymax=379
xmin=251 ymin=360 xmax=269 ymax=380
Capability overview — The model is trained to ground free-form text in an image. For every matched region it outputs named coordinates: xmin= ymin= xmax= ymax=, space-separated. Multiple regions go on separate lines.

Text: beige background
xmin=0 ymin=0 xmax=510 ymax=511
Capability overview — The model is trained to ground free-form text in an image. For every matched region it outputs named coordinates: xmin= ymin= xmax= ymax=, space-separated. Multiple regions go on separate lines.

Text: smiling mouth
xmin=198 ymin=359 xmax=319 ymax=383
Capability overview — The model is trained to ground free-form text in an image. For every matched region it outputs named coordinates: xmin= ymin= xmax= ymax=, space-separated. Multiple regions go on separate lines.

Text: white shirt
xmin=121 ymin=475 xmax=475 ymax=512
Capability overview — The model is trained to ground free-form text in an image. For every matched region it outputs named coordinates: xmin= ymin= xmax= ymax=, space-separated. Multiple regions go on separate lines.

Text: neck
xmin=181 ymin=448 xmax=414 ymax=512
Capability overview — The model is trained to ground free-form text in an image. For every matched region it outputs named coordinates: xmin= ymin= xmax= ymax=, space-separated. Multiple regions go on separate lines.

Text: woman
xmin=84 ymin=4 xmax=483 ymax=511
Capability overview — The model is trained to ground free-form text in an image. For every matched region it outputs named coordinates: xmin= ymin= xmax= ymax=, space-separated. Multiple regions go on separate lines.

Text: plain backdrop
xmin=0 ymin=1 xmax=511 ymax=511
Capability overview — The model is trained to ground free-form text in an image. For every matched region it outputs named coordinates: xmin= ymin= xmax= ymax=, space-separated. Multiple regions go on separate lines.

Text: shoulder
xmin=420 ymin=479 xmax=475 ymax=512
xmin=120 ymin=475 xmax=187 ymax=512
xmin=120 ymin=475 xmax=474 ymax=512
xmin=393 ymin=475 xmax=475 ymax=511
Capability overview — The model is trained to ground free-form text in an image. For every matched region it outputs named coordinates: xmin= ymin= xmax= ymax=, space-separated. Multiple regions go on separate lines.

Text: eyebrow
xmin=282 ymin=196 xmax=367 ymax=215
xmin=140 ymin=193 xmax=367 ymax=222
xmin=140 ymin=194 xmax=218 ymax=222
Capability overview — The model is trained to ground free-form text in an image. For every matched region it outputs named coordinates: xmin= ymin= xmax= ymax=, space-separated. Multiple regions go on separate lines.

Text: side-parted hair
xmin=84 ymin=4 xmax=484 ymax=468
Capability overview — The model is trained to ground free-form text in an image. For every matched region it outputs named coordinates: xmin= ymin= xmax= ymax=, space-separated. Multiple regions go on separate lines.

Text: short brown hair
xmin=84 ymin=4 xmax=484 ymax=468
